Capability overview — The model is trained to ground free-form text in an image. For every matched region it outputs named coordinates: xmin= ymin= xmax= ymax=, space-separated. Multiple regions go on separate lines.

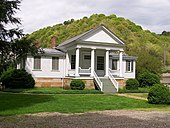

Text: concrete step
xmin=100 ymin=78 xmax=117 ymax=94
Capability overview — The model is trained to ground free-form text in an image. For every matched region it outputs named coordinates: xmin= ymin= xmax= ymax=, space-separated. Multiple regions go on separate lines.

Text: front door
xmin=82 ymin=54 xmax=91 ymax=69
xmin=96 ymin=56 xmax=105 ymax=76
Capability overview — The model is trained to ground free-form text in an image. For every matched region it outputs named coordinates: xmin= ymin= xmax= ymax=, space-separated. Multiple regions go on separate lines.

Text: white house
xmin=20 ymin=24 xmax=137 ymax=93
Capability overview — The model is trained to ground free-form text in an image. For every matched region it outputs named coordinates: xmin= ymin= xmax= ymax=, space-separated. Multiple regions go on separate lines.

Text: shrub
xmin=148 ymin=84 xmax=170 ymax=104
xmin=1 ymin=68 xmax=35 ymax=89
xmin=0 ymin=66 xmax=15 ymax=87
xmin=70 ymin=79 xmax=85 ymax=90
xmin=126 ymin=79 xmax=139 ymax=90
xmin=138 ymin=72 xmax=160 ymax=87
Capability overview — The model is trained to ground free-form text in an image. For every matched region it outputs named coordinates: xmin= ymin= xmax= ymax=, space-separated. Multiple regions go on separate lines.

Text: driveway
xmin=0 ymin=110 xmax=170 ymax=128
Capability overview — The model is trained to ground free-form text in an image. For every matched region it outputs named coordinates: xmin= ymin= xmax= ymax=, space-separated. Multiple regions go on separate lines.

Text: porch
xmin=66 ymin=48 xmax=124 ymax=78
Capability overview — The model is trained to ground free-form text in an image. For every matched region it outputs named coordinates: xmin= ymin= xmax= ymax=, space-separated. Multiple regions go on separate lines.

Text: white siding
xmin=109 ymin=59 xmax=136 ymax=79
xmin=25 ymin=55 xmax=65 ymax=78
xmin=122 ymin=60 xmax=136 ymax=79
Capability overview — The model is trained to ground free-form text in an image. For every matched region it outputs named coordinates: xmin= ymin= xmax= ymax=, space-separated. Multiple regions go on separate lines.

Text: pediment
xmin=82 ymin=29 xmax=119 ymax=44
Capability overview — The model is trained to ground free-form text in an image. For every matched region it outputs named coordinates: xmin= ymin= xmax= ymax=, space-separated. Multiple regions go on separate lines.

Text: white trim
xmin=33 ymin=76 xmax=63 ymax=78
xmin=91 ymin=49 xmax=95 ymax=76
xmin=66 ymin=53 xmax=69 ymax=76
xmin=105 ymin=50 xmax=109 ymax=76
xmin=75 ymin=48 xmax=80 ymax=76
xmin=119 ymin=51 xmax=123 ymax=77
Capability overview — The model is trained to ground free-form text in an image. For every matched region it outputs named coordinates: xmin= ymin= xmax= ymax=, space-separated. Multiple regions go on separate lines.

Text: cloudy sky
xmin=17 ymin=0 xmax=170 ymax=34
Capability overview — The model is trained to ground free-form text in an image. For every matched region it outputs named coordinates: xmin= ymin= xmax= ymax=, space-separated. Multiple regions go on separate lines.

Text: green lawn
xmin=2 ymin=88 xmax=102 ymax=94
xmin=0 ymin=93 xmax=169 ymax=116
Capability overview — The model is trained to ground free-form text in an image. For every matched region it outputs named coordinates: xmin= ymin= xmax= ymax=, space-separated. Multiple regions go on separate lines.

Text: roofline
xmin=57 ymin=24 xmax=126 ymax=48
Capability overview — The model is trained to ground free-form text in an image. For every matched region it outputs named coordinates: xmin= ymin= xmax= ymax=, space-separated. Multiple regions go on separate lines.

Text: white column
xmin=75 ymin=48 xmax=80 ymax=77
xmin=133 ymin=61 xmax=136 ymax=78
xmin=90 ymin=48 xmax=95 ymax=77
xmin=119 ymin=51 xmax=123 ymax=77
xmin=105 ymin=50 xmax=109 ymax=77
xmin=65 ymin=52 xmax=69 ymax=76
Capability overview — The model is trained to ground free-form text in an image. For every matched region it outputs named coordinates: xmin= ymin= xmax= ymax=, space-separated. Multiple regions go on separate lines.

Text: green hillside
xmin=27 ymin=14 xmax=170 ymax=74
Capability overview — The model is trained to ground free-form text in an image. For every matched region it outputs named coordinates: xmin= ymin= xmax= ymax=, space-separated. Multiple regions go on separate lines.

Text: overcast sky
xmin=17 ymin=0 xmax=170 ymax=34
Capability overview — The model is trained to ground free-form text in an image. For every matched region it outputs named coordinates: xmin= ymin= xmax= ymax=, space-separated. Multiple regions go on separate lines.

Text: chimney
xmin=51 ymin=36 xmax=56 ymax=48
xmin=33 ymin=42 xmax=40 ymax=48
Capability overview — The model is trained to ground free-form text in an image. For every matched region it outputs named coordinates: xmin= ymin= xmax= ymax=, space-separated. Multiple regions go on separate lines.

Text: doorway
xmin=96 ymin=56 xmax=105 ymax=76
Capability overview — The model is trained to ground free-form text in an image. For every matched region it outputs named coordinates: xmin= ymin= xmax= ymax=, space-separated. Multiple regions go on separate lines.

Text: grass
xmin=118 ymin=87 xmax=150 ymax=93
xmin=2 ymin=88 xmax=102 ymax=94
xmin=0 ymin=93 xmax=169 ymax=116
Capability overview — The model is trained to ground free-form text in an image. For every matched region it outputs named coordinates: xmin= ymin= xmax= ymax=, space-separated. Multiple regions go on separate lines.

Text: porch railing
xmin=93 ymin=71 xmax=103 ymax=91
xmin=108 ymin=69 xmax=119 ymax=92
xmin=78 ymin=67 xmax=91 ymax=75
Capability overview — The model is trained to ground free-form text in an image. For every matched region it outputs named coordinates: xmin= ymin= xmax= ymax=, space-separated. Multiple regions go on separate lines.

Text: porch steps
xmin=100 ymin=78 xmax=117 ymax=94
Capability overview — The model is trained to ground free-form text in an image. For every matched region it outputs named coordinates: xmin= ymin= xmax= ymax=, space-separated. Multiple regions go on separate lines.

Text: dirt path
xmin=116 ymin=93 xmax=147 ymax=100
xmin=0 ymin=110 xmax=169 ymax=128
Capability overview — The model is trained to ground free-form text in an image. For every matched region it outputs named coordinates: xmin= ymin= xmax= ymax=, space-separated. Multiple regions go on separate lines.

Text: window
xmin=112 ymin=60 xmax=117 ymax=70
xmin=97 ymin=56 xmax=104 ymax=70
xmin=71 ymin=55 xmax=76 ymax=69
xmin=126 ymin=60 xmax=133 ymax=72
xmin=52 ymin=57 xmax=59 ymax=70
xmin=84 ymin=55 xmax=91 ymax=60
xmin=34 ymin=56 xmax=41 ymax=70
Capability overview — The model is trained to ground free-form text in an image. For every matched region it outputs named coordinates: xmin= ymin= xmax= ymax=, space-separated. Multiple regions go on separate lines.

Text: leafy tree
xmin=161 ymin=31 xmax=170 ymax=37
xmin=0 ymin=0 xmax=37 ymax=73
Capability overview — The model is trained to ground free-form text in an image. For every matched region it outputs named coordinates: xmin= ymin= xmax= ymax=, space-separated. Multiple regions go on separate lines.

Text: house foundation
xmin=34 ymin=77 xmax=125 ymax=89
xmin=34 ymin=77 xmax=95 ymax=89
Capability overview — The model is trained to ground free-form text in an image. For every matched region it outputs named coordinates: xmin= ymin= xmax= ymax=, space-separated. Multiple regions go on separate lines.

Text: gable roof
xmin=57 ymin=24 xmax=125 ymax=48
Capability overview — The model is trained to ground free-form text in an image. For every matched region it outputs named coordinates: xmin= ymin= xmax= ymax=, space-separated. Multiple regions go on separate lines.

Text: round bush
xmin=148 ymin=84 xmax=170 ymax=104
xmin=138 ymin=72 xmax=160 ymax=87
xmin=70 ymin=79 xmax=85 ymax=90
xmin=126 ymin=79 xmax=139 ymax=90
xmin=1 ymin=68 xmax=35 ymax=89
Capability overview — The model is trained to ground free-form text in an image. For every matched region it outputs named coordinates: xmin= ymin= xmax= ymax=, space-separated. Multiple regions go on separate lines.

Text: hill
xmin=27 ymin=14 xmax=170 ymax=75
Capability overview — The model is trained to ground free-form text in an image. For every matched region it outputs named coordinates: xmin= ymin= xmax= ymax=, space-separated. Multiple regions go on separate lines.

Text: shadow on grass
xmin=0 ymin=93 xmax=53 ymax=114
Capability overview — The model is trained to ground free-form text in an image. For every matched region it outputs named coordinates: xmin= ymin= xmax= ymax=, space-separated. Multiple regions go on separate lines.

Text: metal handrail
xmin=108 ymin=69 xmax=119 ymax=92
xmin=93 ymin=71 xmax=103 ymax=91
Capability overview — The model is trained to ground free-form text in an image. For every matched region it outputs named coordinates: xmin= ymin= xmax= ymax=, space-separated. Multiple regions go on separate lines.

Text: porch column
xmin=119 ymin=50 xmax=123 ymax=77
xmin=65 ymin=52 xmax=69 ymax=76
xmin=75 ymin=48 xmax=80 ymax=77
xmin=90 ymin=48 xmax=95 ymax=77
xmin=105 ymin=49 xmax=110 ymax=77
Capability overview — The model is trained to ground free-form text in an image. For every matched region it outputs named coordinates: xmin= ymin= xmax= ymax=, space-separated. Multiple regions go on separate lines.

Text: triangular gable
xmin=79 ymin=25 xmax=124 ymax=45
xmin=57 ymin=24 xmax=124 ymax=48
xmin=82 ymin=29 xmax=119 ymax=44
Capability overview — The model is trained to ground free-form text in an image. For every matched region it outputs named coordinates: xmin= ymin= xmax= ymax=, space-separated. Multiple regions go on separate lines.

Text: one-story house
xmin=18 ymin=24 xmax=137 ymax=93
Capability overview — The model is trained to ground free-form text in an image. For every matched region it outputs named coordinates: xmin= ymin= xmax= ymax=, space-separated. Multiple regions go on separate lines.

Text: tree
xmin=0 ymin=0 xmax=37 ymax=73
